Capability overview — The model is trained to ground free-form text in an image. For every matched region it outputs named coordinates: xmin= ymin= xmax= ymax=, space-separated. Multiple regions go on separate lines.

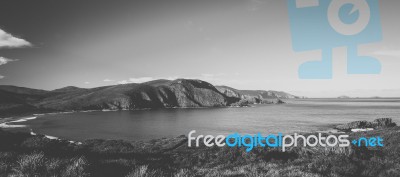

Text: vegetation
xmin=0 ymin=79 xmax=296 ymax=117
xmin=1 ymin=125 xmax=400 ymax=176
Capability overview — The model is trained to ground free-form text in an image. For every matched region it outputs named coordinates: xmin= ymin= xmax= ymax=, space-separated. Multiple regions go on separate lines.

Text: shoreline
xmin=1 ymin=116 xmax=398 ymax=176
xmin=1 ymin=118 xmax=395 ymax=149
xmin=0 ymin=103 xmax=265 ymax=129
xmin=1 ymin=105 xmax=394 ymax=144
xmin=0 ymin=101 xmax=276 ymax=122
xmin=0 ymin=118 xmax=347 ymax=146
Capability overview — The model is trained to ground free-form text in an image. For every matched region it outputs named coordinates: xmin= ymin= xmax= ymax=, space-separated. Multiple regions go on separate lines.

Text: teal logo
xmin=287 ymin=0 xmax=382 ymax=79
xmin=352 ymin=136 xmax=384 ymax=147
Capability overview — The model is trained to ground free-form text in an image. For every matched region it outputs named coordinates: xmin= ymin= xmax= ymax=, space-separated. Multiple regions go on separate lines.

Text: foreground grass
xmin=1 ymin=126 xmax=400 ymax=177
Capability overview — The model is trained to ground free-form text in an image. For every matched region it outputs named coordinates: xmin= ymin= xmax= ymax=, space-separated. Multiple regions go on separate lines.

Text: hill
xmin=216 ymin=86 xmax=298 ymax=104
xmin=0 ymin=79 xmax=298 ymax=117
xmin=52 ymin=86 xmax=87 ymax=93
xmin=338 ymin=95 xmax=351 ymax=99
xmin=0 ymin=90 xmax=39 ymax=117
xmin=0 ymin=85 xmax=49 ymax=96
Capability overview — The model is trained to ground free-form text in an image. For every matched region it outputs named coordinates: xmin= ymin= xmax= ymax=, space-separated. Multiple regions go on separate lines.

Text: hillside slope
xmin=36 ymin=79 xmax=237 ymax=111
xmin=0 ymin=90 xmax=41 ymax=117
xmin=0 ymin=79 xmax=297 ymax=117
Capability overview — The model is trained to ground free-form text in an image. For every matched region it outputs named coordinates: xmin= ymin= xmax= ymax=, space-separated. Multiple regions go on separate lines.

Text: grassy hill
xmin=0 ymin=79 xmax=298 ymax=117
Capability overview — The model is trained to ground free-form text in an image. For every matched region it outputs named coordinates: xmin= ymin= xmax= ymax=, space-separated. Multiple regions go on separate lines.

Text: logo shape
xmin=287 ymin=0 xmax=382 ymax=79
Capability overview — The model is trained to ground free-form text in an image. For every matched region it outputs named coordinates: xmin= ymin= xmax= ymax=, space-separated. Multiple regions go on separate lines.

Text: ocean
xmin=7 ymin=98 xmax=400 ymax=141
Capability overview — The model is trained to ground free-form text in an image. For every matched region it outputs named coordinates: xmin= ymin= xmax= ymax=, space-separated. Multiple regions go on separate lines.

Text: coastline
xmin=0 ymin=112 xmax=381 ymax=145
xmin=0 ymin=115 xmax=389 ymax=145
xmin=0 ymin=103 xmax=395 ymax=146
xmin=0 ymin=103 xmax=261 ymax=131
xmin=1 ymin=118 xmax=399 ymax=176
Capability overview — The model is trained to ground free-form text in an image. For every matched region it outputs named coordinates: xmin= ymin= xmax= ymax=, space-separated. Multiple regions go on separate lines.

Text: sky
xmin=0 ymin=0 xmax=399 ymax=98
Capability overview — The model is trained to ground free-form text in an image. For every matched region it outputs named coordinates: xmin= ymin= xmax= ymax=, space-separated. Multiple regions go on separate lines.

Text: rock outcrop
xmin=372 ymin=118 xmax=397 ymax=128
xmin=215 ymin=86 xmax=295 ymax=104
xmin=167 ymin=79 xmax=233 ymax=107
xmin=336 ymin=118 xmax=397 ymax=131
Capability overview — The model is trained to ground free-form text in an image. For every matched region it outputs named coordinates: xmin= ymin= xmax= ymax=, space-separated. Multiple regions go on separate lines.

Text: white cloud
xmin=115 ymin=74 xmax=242 ymax=86
xmin=117 ymin=76 xmax=181 ymax=85
xmin=373 ymin=50 xmax=400 ymax=57
xmin=0 ymin=29 xmax=32 ymax=48
xmin=84 ymin=81 xmax=90 ymax=84
xmin=128 ymin=77 xmax=154 ymax=83
xmin=166 ymin=76 xmax=179 ymax=80
xmin=0 ymin=57 xmax=19 ymax=66
xmin=117 ymin=80 xmax=129 ymax=84
xmin=103 ymin=79 xmax=113 ymax=82
xmin=116 ymin=74 xmax=230 ymax=85
xmin=0 ymin=75 xmax=4 ymax=79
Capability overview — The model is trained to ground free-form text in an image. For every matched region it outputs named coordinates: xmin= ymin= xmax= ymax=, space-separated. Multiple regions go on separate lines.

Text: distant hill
xmin=337 ymin=95 xmax=351 ymax=99
xmin=52 ymin=86 xmax=87 ymax=93
xmin=215 ymin=86 xmax=299 ymax=104
xmin=0 ymin=79 xmax=298 ymax=117
xmin=0 ymin=85 xmax=49 ymax=96
xmin=0 ymin=89 xmax=44 ymax=117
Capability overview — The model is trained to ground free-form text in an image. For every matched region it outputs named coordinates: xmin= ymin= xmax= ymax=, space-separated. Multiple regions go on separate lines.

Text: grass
xmin=1 ymin=126 xmax=400 ymax=177
xmin=3 ymin=152 xmax=89 ymax=177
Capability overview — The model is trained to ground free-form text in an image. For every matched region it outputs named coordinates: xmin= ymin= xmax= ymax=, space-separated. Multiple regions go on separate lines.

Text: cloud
xmin=117 ymin=80 xmax=129 ymax=84
xmin=116 ymin=74 xmax=229 ymax=85
xmin=103 ymin=79 xmax=113 ymax=82
xmin=166 ymin=76 xmax=179 ymax=80
xmin=84 ymin=81 xmax=90 ymax=84
xmin=129 ymin=77 xmax=155 ymax=83
xmin=128 ymin=77 xmax=154 ymax=83
xmin=373 ymin=50 xmax=400 ymax=57
xmin=0 ymin=29 xmax=32 ymax=48
xmin=117 ymin=76 xmax=180 ymax=85
xmin=0 ymin=57 xmax=19 ymax=66
xmin=116 ymin=77 xmax=154 ymax=84
xmin=0 ymin=57 xmax=18 ymax=79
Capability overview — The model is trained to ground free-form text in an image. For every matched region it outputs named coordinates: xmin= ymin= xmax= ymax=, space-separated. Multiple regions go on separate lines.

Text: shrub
xmin=63 ymin=156 xmax=90 ymax=177
xmin=12 ymin=152 xmax=46 ymax=177
xmin=46 ymin=158 xmax=65 ymax=176
xmin=125 ymin=165 xmax=163 ymax=177
xmin=0 ymin=152 xmax=16 ymax=175
xmin=174 ymin=169 xmax=195 ymax=177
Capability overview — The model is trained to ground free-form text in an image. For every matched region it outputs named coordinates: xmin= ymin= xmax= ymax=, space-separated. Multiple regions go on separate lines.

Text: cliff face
xmin=0 ymin=79 xmax=296 ymax=116
xmin=0 ymin=79 xmax=237 ymax=115
xmin=215 ymin=86 xmax=297 ymax=104
xmin=167 ymin=79 xmax=232 ymax=107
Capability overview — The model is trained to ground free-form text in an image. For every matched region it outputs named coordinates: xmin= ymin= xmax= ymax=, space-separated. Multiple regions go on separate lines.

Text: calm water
xmin=10 ymin=99 xmax=400 ymax=141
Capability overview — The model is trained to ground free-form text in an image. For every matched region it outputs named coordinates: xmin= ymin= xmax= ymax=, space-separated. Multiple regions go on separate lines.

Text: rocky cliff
xmin=0 ymin=79 xmax=297 ymax=117
xmin=216 ymin=86 xmax=297 ymax=104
